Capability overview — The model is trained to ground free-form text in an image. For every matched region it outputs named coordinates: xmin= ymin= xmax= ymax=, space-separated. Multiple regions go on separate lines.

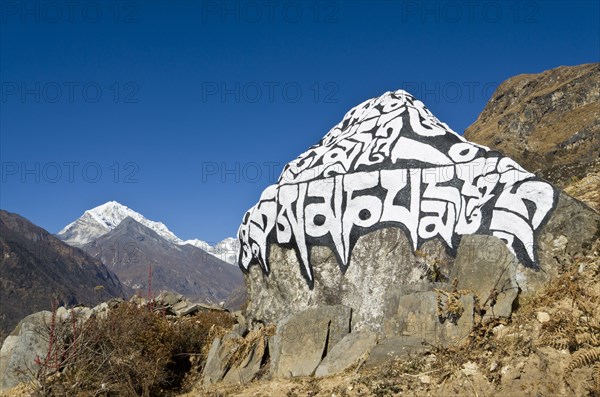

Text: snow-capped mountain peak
xmin=57 ymin=201 xmax=183 ymax=246
xmin=57 ymin=201 xmax=239 ymax=265
xmin=181 ymin=237 xmax=240 ymax=265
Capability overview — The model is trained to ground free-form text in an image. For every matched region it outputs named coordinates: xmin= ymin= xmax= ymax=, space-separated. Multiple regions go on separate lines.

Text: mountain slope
xmin=82 ymin=217 xmax=243 ymax=303
xmin=464 ymin=63 xmax=600 ymax=211
xmin=0 ymin=210 xmax=127 ymax=342
xmin=57 ymin=201 xmax=183 ymax=246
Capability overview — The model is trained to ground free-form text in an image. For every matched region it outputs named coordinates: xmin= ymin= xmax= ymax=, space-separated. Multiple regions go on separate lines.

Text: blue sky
xmin=1 ymin=0 xmax=599 ymax=243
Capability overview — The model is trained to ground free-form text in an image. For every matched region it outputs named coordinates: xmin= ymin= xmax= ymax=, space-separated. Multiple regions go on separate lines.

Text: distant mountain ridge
xmin=0 ymin=210 xmax=127 ymax=342
xmin=82 ymin=216 xmax=243 ymax=303
xmin=181 ymin=237 xmax=239 ymax=265
xmin=57 ymin=201 xmax=239 ymax=265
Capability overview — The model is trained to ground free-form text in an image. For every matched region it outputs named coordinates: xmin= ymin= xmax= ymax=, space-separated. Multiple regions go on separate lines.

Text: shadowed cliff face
xmin=0 ymin=210 xmax=127 ymax=343
xmin=465 ymin=63 xmax=600 ymax=212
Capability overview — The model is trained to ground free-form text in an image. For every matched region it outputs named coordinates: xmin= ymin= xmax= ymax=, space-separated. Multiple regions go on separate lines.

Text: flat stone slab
xmin=202 ymin=333 xmax=240 ymax=385
xmin=384 ymin=290 xmax=474 ymax=345
xmin=364 ymin=335 xmax=430 ymax=368
xmin=222 ymin=333 xmax=267 ymax=385
xmin=270 ymin=305 xmax=351 ymax=378
xmin=315 ymin=330 xmax=378 ymax=377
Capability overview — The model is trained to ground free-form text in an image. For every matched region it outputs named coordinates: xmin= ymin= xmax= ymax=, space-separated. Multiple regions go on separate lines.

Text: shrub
xmin=33 ymin=302 xmax=234 ymax=397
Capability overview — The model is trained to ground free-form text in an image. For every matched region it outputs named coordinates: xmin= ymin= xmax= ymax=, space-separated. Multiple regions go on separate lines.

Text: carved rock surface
xmin=237 ymin=90 xmax=600 ymax=336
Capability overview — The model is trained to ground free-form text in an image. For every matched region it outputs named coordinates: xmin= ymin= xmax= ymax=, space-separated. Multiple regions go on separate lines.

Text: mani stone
xmin=237 ymin=89 xmax=600 ymax=341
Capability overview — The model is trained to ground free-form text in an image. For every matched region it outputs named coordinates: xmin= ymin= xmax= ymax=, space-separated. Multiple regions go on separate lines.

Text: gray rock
xmin=315 ymin=330 xmax=377 ymax=377
xmin=238 ymin=89 xmax=600 ymax=348
xmin=270 ymin=305 xmax=351 ymax=378
xmin=222 ymin=333 xmax=267 ymax=385
xmin=450 ymin=235 xmax=519 ymax=318
xmin=202 ymin=332 xmax=240 ymax=386
xmin=156 ymin=291 xmax=183 ymax=306
xmin=129 ymin=295 xmax=147 ymax=306
xmin=246 ymin=229 xmax=449 ymax=334
xmin=383 ymin=290 xmax=473 ymax=347
xmin=233 ymin=311 xmax=246 ymax=326
xmin=0 ymin=311 xmax=52 ymax=391
xmin=521 ymin=191 xmax=600 ymax=294
xmin=244 ymin=193 xmax=600 ymax=336
xmin=171 ymin=300 xmax=189 ymax=312
xmin=364 ymin=336 xmax=431 ymax=368
xmin=232 ymin=323 xmax=248 ymax=337
xmin=178 ymin=304 xmax=202 ymax=317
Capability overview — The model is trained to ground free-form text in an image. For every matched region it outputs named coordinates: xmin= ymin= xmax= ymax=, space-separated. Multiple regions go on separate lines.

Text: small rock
xmin=419 ymin=375 xmax=431 ymax=384
xmin=232 ymin=323 xmax=248 ymax=337
xmin=130 ymin=295 xmax=147 ymax=306
xmin=552 ymin=235 xmax=568 ymax=252
xmin=536 ymin=311 xmax=550 ymax=323
xmin=492 ymin=324 xmax=509 ymax=338
xmin=178 ymin=304 xmax=202 ymax=316
xmin=462 ymin=361 xmax=479 ymax=376
xmin=489 ymin=361 xmax=498 ymax=372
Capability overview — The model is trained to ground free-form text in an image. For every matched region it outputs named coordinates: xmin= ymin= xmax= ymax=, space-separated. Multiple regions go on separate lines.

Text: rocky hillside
xmin=0 ymin=210 xmax=127 ymax=343
xmin=464 ymin=63 xmax=600 ymax=212
xmin=82 ymin=217 xmax=243 ymax=303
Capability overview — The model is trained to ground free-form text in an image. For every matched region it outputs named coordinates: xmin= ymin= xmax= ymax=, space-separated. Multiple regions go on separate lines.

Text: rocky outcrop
xmin=202 ymin=327 xmax=270 ymax=386
xmin=151 ymin=291 xmax=227 ymax=317
xmin=464 ymin=63 xmax=600 ymax=211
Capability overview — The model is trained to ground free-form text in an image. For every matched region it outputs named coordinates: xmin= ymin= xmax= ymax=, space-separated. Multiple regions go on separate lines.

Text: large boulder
xmin=237 ymin=90 xmax=600 ymax=336
xmin=0 ymin=311 xmax=52 ymax=391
